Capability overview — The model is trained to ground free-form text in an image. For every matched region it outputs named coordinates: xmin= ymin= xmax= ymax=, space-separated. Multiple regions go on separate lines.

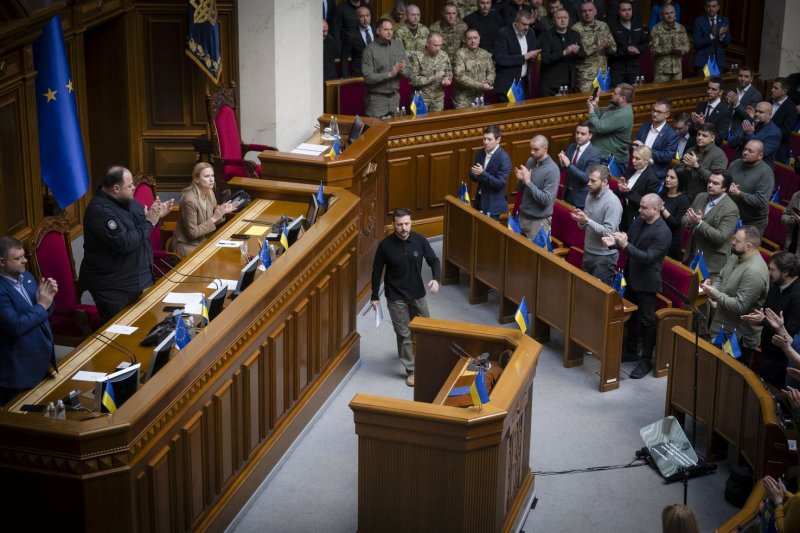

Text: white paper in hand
xmin=375 ymin=303 xmax=384 ymax=329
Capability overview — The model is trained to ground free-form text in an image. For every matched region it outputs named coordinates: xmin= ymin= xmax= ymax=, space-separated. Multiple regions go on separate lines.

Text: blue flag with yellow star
xmin=186 ymin=0 xmax=222 ymax=83
xmin=33 ymin=16 xmax=89 ymax=209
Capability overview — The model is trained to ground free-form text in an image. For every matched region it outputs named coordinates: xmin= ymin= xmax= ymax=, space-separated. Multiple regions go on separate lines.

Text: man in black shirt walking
xmin=371 ymin=208 xmax=440 ymax=387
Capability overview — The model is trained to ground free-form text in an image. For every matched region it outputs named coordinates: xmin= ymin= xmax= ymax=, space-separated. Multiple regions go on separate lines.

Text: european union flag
xmin=410 ymin=91 xmax=427 ymax=116
xmin=514 ymin=296 xmax=529 ymax=334
xmin=612 ymin=270 xmax=627 ymax=297
xmin=512 ymin=79 xmax=525 ymax=102
xmin=689 ymin=251 xmax=709 ymax=281
xmin=259 ymin=239 xmax=272 ymax=270
xmin=101 ymin=381 xmax=117 ymax=414
xmin=186 ymin=0 xmax=222 ymax=83
xmin=723 ymin=330 xmax=742 ymax=359
xmin=175 ymin=315 xmax=191 ymax=350
xmin=703 ymin=56 xmax=720 ymax=79
xmin=771 ymin=187 xmax=781 ymax=203
xmin=712 ymin=327 xmax=726 ymax=347
xmin=607 ymin=156 xmax=623 ymax=178
xmin=533 ymin=226 xmax=553 ymax=252
xmin=508 ymin=213 xmax=522 ymax=234
xmin=33 ymin=16 xmax=89 ymax=209
xmin=316 ymin=181 xmax=327 ymax=212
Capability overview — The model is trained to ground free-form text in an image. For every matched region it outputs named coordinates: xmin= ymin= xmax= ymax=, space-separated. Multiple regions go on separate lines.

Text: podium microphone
xmin=158 ymin=259 xmax=222 ymax=289
xmin=93 ymin=331 xmax=138 ymax=364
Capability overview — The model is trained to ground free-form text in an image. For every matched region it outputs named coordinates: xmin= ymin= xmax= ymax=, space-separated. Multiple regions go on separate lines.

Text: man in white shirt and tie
xmin=725 ymin=65 xmax=762 ymax=137
xmin=690 ymin=77 xmax=731 ymax=146
xmin=341 ymin=6 xmax=376 ymax=77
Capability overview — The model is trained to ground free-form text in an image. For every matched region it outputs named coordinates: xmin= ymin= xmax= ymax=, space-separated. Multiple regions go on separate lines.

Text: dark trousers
xmin=624 ymin=288 xmax=657 ymax=361
xmin=0 ymin=387 xmax=27 ymax=407
xmin=91 ymin=288 xmax=143 ymax=324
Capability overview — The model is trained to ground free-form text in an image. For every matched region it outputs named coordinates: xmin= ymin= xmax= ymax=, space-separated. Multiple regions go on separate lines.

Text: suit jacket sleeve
xmin=692 ymin=18 xmax=713 ymax=52
xmin=652 ymin=129 xmax=681 ymax=165
xmin=624 ymin=223 xmax=671 ymax=266
xmin=0 ymin=280 xmax=51 ymax=339
xmin=713 ymin=265 xmax=766 ymax=316
xmin=696 ymin=200 xmax=740 ymax=245
xmin=479 ymin=150 xmax=512 ymax=191
xmin=178 ymin=191 xmax=217 ymax=241
xmin=493 ymin=30 xmax=525 ymax=67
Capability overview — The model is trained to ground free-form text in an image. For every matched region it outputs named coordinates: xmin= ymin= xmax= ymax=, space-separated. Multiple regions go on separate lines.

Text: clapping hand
xmin=36 ymin=277 xmax=58 ymax=308
xmin=471 ymin=162 xmax=484 ymax=177
xmin=764 ymin=476 xmax=786 ymax=506
xmin=740 ymin=307 xmax=765 ymax=325
xmin=570 ymin=208 xmax=588 ymax=224
xmin=684 ymin=207 xmax=703 ymax=226
xmin=742 ymin=120 xmax=755 ymax=135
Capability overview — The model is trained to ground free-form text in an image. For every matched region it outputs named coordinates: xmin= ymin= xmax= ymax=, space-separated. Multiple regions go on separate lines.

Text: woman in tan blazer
xmin=171 ymin=162 xmax=239 ymax=257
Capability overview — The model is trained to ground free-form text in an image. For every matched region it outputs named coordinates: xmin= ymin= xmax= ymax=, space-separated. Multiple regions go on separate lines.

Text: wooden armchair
xmin=550 ymin=199 xmax=585 ymax=257
xmin=206 ymin=82 xmax=277 ymax=182
xmin=132 ymin=173 xmax=180 ymax=278
xmin=28 ymin=216 xmax=101 ymax=346
xmin=654 ymin=257 xmax=700 ymax=378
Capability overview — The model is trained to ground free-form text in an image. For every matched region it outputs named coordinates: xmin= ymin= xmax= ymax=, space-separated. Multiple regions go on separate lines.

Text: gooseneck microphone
xmin=93 ymin=331 xmax=138 ymax=364
xmin=154 ymin=261 xmax=222 ymax=289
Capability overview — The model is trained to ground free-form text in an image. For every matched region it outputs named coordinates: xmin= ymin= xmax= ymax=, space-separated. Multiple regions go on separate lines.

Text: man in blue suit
xmin=729 ymin=101 xmax=782 ymax=168
xmin=0 ymin=236 xmax=58 ymax=405
xmin=633 ymin=98 xmax=680 ymax=179
xmin=558 ymin=121 xmax=602 ymax=209
xmin=469 ymin=125 xmax=512 ymax=220
xmin=692 ymin=0 xmax=730 ymax=76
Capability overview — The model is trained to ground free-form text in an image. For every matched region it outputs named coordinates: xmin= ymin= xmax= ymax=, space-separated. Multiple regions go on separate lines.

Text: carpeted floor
xmin=223 ymin=238 xmax=741 ymax=532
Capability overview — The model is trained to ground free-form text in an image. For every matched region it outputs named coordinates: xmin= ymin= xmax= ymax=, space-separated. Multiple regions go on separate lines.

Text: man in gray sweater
xmin=728 ymin=139 xmax=774 ymax=232
xmin=570 ymin=165 xmax=622 ymax=285
xmin=514 ymin=134 xmax=561 ymax=239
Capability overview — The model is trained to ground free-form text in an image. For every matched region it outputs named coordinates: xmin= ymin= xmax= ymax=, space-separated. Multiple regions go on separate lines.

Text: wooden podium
xmin=258 ymin=116 xmax=389 ymax=307
xmin=350 ymin=318 xmax=541 ymax=533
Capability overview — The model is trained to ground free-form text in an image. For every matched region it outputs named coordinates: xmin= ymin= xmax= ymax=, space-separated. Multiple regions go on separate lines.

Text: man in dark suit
xmin=538 ymin=8 xmax=585 ymax=96
xmin=633 ymin=98 xmax=680 ymax=179
xmin=673 ymin=112 xmax=694 ymax=160
xmin=607 ymin=0 xmax=646 ymax=86
xmin=469 ymin=125 xmax=512 ymax=220
xmin=691 ymin=0 xmax=730 ymax=77
xmin=729 ymin=101 xmax=782 ymax=168
xmin=690 ymin=77 xmax=730 ymax=147
xmin=464 ymin=0 xmax=504 ymax=52
xmin=341 ymin=6 xmax=377 ymax=77
xmin=323 ymin=0 xmax=339 ymax=41
xmin=725 ymin=65 xmax=762 ymax=139
xmin=770 ymin=78 xmax=799 ymax=164
xmin=493 ymin=7 xmax=539 ymax=102
xmin=0 ymin=236 xmax=59 ymax=405
xmin=323 ymin=20 xmax=340 ymax=81
xmin=558 ymin=121 xmax=602 ymax=209
xmin=602 ymin=193 xmax=671 ymax=378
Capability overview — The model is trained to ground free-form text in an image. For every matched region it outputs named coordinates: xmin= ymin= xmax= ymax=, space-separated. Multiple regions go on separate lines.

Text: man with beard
xmin=607 ymin=0 xmax=646 ymax=86
xmin=725 ymin=65 xmax=762 ymax=138
xmin=727 ymin=140 xmax=774 ymax=232
xmin=538 ymin=8 xmax=585 ymax=96
xmin=587 ymin=83 xmax=634 ymax=170
xmin=81 ymin=166 xmax=173 ymax=323
xmin=702 ymin=225 xmax=769 ymax=366
xmin=682 ymin=123 xmax=728 ymax=200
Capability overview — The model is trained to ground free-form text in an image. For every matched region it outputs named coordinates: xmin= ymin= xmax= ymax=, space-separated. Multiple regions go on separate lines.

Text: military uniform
xmin=430 ymin=19 xmax=468 ymax=65
xmin=453 ymin=47 xmax=496 ymax=108
xmin=572 ymin=20 xmax=616 ymax=93
xmin=453 ymin=0 xmax=478 ymax=20
xmin=649 ymin=21 xmax=690 ymax=83
xmin=408 ymin=50 xmax=453 ymax=112
xmin=395 ymin=23 xmax=430 ymax=55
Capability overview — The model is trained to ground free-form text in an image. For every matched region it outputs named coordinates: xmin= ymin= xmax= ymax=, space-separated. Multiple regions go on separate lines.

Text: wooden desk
xmin=258 ymin=116 xmax=389 ymax=307
xmin=0 ymin=180 xmax=360 ymax=532
xmin=442 ymin=196 xmax=635 ymax=392
xmin=350 ymin=317 xmax=541 ymax=533
xmin=666 ymin=326 xmax=790 ymax=477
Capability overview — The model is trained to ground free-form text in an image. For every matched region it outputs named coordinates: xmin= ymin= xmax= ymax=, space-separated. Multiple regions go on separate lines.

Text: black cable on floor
xmin=533 ymin=457 xmax=648 ymax=476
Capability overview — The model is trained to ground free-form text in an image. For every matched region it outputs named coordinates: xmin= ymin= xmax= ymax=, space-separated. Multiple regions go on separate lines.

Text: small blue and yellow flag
xmin=506 ymin=79 xmax=517 ymax=103
xmin=703 ymin=56 xmax=720 ymax=79
xmin=712 ymin=327 xmax=726 ymax=347
xmin=607 ymin=156 xmax=623 ymax=178
xmin=175 ymin=314 xmax=191 ymax=349
xmin=200 ymin=295 xmax=210 ymax=327
xmin=515 ymin=296 xmax=529 ymax=334
xmin=723 ymin=330 xmax=742 ymax=359
xmin=259 ymin=238 xmax=272 ymax=269
xmin=328 ymin=137 xmax=341 ymax=158
xmin=689 ymin=251 xmax=710 ymax=282
xmin=102 ymin=381 xmax=117 ymax=414
xmin=612 ymin=270 xmax=627 ymax=296
xmin=533 ymin=226 xmax=553 ymax=252
xmin=771 ymin=187 xmax=781 ymax=203
xmin=280 ymin=224 xmax=290 ymax=250
xmin=458 ymin=181 xmax=471 ymax=205
xmin=316 ymin=181 xmax=327 ymax=211
xmin=508 ymin=213 xmax=522 ymax=234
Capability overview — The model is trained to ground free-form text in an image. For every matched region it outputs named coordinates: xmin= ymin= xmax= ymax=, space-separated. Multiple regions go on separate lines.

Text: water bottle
xmin=400 ymin=106 xmax=407 ymax=116
xmin=55 ymin=399 xmax=66 ymax=420
xmin=240 ymin=240 xmax=248 ymax=262
xmin=395 ymin=106 xmax=401 ymax=116
xmin=45 ymin=401 xmax=55 ymax=418
xmin=185 ymin=315 xmax=195 ymax=338
xmin=479 ymin=96 xmax=484 ymax=107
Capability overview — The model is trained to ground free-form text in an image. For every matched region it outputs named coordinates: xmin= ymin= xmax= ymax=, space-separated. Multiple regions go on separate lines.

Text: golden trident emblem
xmin=190 ymin=0 xmax=218 ymax=25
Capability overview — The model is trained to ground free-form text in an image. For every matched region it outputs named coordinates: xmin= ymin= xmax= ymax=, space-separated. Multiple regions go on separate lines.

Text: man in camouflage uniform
xmin=453 ymin=0 xmax=478 ymax=20
xmin=408 ymin=32 xmax=453 ymax=112
xmin=649 ymin=3 xmax=690 ymax=83
xmin=395 ymin=4 xmax=429 ymax=55
xmin=380 ymin=1 xmax=407 ymax=30
xmin=454 ymin=28 xmax=495 ymax=108
xmin=572 ymin=0 xmax=616 ymax=93
xmin=430 ymin=2 xmax=467 ymax=66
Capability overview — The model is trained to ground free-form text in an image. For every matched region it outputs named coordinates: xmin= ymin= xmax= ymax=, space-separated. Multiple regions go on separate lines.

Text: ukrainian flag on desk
xmin=33 ymin=16 xmax=89 ymax=209
xmin=280 ymin=224 xmax=290 ymax=250
xmin=458 ymin=181 xmax=471 ymax=206
xmin=101 ymin=381 xmax=117 ymax=414
xmin=508 ymin=213 xmax=522 ymax=234
xmin=514 ymin=297 xmax=529 ymax=334
xmin=186 ymin=0 xmax=221 ymax=83
xmin=506 ymin=79 xmax=524 ymax=103
xmin=410 ymin=92 xmax=427 ymax=117
xmin=470 ymin=367 xmax=491 ymax=407
xmin=200 ymin=295 xmax=210 ymax=327
xmin=702 ymin=56 xmax=720 ymax=79
xmin=612 ymin=270 xmax=627 ymax=296
xmin=607 ymin=156 xmax=623 ymax=178
xmin=689 ymin=251 xmax=709 ymax=281
xmin=592 ymin=68 xmax=612 ymax=92
xmin=328 ymin=137 xmax=341 ymax=157
xmin=723 ymin=330 xmax=742 ymax=359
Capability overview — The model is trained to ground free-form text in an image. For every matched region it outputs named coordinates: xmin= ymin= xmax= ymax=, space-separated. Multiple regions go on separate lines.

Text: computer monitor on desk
xmin=230 ymin=255 xmax=259 ymax=300
xmin=94 ymin=363 xmax=141 ymax=413
xmin=349 ymin=114 xmax=367 ymax=143
xmin=208 ymin=283 xmax=228 ymax=320
xmin=304 ymin=194 xmax=320 ymax=230
xmin=144 ymin=332 xmax=175 ymax=383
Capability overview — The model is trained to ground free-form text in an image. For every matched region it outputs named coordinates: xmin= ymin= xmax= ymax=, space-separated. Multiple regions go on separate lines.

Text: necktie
xmin=364 ymin=28 xmax=373 ymax=44
xmin=705 ymin=105 xmax=711 ymax=119
xmin=572 ymin=147 xmax=579 ymax=164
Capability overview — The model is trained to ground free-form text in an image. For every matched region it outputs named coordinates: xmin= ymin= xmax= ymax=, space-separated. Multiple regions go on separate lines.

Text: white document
xmin=216 ymin=240 xmax=242 ymax=248
xmin=72 ymin=370 xmax=107 ymax=382
xmin=184 ymin=302 xmax=204 ymax=315
xmin=294 ymin=142 xmax=330 ymax=155
xmin=375 ymin=304 xmax=384 ymax=329
xmin=163 ymin=292 xmax=204 ymax=305
xmin=104 ymin=324 xmax=138 ymax=335
xmin=207 ymin=279 xmax=237 ymax=290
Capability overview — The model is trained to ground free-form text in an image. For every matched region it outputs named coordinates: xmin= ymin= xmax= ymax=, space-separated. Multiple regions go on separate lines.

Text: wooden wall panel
xmin=336 ymin=251 xmax=357 ymax=351
xmin=316 ymin=274 xmax=333 ymax=369
xmin=213 ymin=378 xmax=236 ymax=492
xmin=0 ymin=93 xmax=29 ymax=235
xmin=387 ymin=156 xmax=413 ymax=213
xmin=148 ymin=445 xmax=176 ymax=532
xmin=181 ymin=411 xmax=206 ymax=529
xmin=144 ymin=16 xmax=187 ymax=127
xmin=427 ymin=151 xmax=456 ymax=211
xmin=294 ymin=298 xmax=311 ymax=397
xmin=268 ymin=324 xmax=288 ymax=427
xmin=242 ymin=350 xmax=262 ymax=456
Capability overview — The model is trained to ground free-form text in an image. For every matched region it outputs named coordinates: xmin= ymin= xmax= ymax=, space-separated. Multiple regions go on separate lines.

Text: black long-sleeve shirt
xmin=371 ymin=232 xmax=440 ymax=302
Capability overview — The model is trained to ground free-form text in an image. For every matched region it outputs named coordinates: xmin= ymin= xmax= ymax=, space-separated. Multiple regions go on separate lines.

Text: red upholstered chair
xmin=550 ymin=199 xmax=585 ymax=255
xmin=640 ymin=50 xmax=653 ymax=83
xmin=791 ymin=133 xmax=800 ymax=162
xmin=722 ymin=142 xmax=737 ymax=165
xmin=654 ymin=257 xmax=698 ymax=378
xmin=29 ymin=216 xmax=101 ymax=346
xmin=398 ymin=76 xmax=412 ymax=110
xmin=759 ymin=246 xmax=774 ymax=264
xmin=339 ymin=78 xmax=367 ymax=116
xmin=774 ymin=162 xmax=800 ymax=205
xmin=566 ymin=246 xmax=583 ymax=269
xmin=132 ymin=173 xmax=180 ymax=279
xmin=206 ymin=82 xmax=277 ymax=182
xmin=557 ymin=168 xmax=567 ymax=200
xmin=763 ymin=202 xmax=788 ymax=251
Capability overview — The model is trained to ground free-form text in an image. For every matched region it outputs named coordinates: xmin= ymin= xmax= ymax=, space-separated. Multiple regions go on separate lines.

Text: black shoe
xmin=622 ymin=350 xmax=639 ymax=362
xmin=629 ymin=361 xmax=652 ymax=379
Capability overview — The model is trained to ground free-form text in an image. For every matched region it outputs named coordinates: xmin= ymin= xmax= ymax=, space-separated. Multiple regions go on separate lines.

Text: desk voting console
xmin=442 ymin=196 xmax=636 ymax=392
xmin=350 ymin=318 xmax=542 ymax=533
xmin=0 ymin=180 xmax=360 ymax=531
